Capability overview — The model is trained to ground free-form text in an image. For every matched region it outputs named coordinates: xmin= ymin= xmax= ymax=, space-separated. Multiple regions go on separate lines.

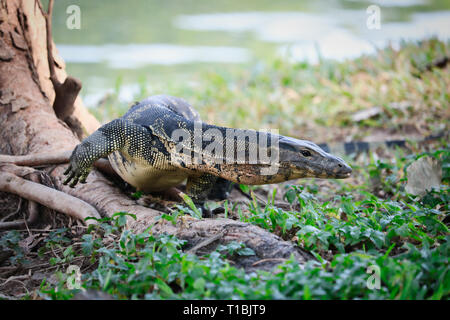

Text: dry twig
xmin=187 ymin=231 xmax=225 ymax=254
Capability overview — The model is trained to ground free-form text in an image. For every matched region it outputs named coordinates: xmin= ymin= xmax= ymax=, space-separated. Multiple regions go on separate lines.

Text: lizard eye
xmin=301 ymin=150 xmax=312 ymax=157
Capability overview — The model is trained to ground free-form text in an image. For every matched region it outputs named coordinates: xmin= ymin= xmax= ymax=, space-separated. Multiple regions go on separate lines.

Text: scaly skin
xmin=64 ymin=95 xmax=352 ymax=203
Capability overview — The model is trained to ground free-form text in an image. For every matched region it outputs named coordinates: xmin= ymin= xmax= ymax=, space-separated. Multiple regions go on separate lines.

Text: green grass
xmin=1 ymin=39 xmax=449 ymax=300
xmin=35 ymin=221 xmax=448 ymax=300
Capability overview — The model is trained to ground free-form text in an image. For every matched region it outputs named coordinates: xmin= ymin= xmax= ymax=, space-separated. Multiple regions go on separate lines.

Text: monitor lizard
xmin=63 ymin=95 xmax=352 ymax=208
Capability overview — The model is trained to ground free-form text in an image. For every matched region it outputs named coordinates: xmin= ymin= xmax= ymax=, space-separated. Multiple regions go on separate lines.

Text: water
xmin=57 ymin=44 xmax=250 ymax=67
xmin=175 ymin=10 xmax=450 ymax=63
xmin=51 ymin=0 xmax=450 ymax=108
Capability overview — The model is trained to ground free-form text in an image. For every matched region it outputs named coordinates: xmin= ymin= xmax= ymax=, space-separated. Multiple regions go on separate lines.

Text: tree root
xmin=0 ymin=172 xmax=40 ymax=230
xmin=0 ymin=151 xmax=118 ymax=177
xmin=0 ymin=151 xmax=72 ymax=167
xmin=0 ymin=169 xmax=100 ymax=226
xmin=0 ymin=153 xmax=119 ymax=228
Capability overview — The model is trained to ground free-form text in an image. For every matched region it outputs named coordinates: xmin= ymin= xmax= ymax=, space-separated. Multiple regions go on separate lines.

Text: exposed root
xmin=0 ymin=152 xmax=123 ymax=227
xmin=92 ymin=158 xmax=117 ymax=177
xmin=0 ymin=171 xmax=43 ymax=230
xmin=0 ymin=197 xmax=22 ymax=222
xmin=0 ymin=170 xmax=100 ymax=226
xmin=0 ymin=152 xmax=119 ymax=177
xmin=0 ymin=151 xmax=71 ymax=166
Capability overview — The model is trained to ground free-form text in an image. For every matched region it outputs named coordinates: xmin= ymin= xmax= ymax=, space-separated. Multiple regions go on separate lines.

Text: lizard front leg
xmin=186 ymin=173 xmax=219 ymax=217
xmin=186 ymin=173 xmax=218 ymax=202
xmin=63 ymin=119 xmax=129 ymax=187
xmin=207 ymin=177 xmax=233 ymax=200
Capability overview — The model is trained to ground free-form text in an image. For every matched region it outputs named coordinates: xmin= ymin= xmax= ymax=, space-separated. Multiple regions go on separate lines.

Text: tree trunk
xmin=0 ymin=0 xmax=311 ymax=270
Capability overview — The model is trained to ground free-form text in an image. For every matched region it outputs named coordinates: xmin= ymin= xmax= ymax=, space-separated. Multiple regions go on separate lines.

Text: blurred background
xmin=52 ymin=0 xmax=449 ymax=107
xmin=50 ymin=0 xmax=449 ymax=144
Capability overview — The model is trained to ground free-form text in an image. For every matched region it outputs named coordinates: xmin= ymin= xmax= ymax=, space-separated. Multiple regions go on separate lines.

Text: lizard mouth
xmin=337 ymin=172 xmax=352 ymax=178
xmin=334 ymin=168 xmax=352 ymax=179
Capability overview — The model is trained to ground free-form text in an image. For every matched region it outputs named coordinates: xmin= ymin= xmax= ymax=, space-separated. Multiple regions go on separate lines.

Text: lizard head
xmin=277 ymin=136 xmax=352 ymax=179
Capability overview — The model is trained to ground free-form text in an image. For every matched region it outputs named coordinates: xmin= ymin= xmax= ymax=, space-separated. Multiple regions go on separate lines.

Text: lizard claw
xmin=80 ymin=174 xmax=88 ymax=184
xmin=64 ymin=167 xmax=91 ymax=187
xmin=63 ymin=146 xmax=92 ymax=187
xmin=63 ymin=169 xmax=75 ymax=185
xmin=69 ymin=175 xmax=79 ymax=188
xmin=63 ymin=165 xmax=72 ymax=176
xmin=63 ymin=166 xmax=91 ymax=187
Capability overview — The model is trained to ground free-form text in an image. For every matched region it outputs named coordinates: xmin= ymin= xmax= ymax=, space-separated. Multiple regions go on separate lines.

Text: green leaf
xmin=239 ymin=184 xmax=250 ymax=193
xmin=181 ymin=194 xmax=202 ymax=219
xmin=131 ymin=191 xmax=143 ymax=199
xmin=237 ymin=247 xmax=255 ymax=256
xmin=193 ymin=278 xmax=206 ymax=291
xmin=155 ymin=278 xmax=174 ymax=296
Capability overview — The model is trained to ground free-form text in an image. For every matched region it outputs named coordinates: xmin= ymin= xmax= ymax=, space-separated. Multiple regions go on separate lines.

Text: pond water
xmin=51 ymin=0 xmax=450 ymax=108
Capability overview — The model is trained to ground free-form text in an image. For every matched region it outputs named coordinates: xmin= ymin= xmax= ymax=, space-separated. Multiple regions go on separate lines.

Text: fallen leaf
xmin=405 ymin=156 xmax=442 ymax=196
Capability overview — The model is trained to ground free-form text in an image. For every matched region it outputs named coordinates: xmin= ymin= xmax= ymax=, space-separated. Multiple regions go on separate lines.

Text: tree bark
xmin=0 ymin=0 xmax=311 ymax=270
